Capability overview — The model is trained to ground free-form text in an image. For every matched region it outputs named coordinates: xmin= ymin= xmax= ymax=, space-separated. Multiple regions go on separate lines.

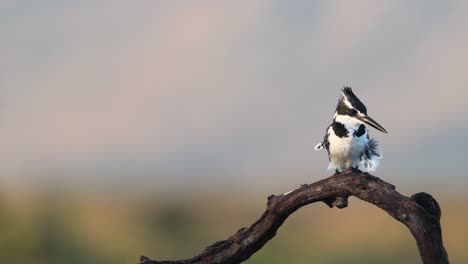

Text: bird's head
xmin=334 ymin=87 xmax=387 ymax=133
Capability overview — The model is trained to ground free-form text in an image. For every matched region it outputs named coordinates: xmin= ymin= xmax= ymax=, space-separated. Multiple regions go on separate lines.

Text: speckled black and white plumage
xmin=315 ymin=87 xmax=387 ymax=173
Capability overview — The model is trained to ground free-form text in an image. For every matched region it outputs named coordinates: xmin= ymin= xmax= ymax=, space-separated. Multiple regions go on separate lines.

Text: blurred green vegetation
xmin=0 ymin=189 xmax=466 ymax=264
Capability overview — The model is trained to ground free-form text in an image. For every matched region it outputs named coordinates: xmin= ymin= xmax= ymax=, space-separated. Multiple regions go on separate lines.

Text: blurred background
xmin=1 ymin=1 xmax=468 ymax=263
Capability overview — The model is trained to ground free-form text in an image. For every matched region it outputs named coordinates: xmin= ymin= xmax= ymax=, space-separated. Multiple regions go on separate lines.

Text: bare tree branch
xmin=139 ymin=170 xmax=449 ymax=264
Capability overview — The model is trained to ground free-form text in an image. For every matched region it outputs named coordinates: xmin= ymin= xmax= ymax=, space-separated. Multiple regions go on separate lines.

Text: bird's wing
xmin=357 ymin=138 xmax=382 ymax=171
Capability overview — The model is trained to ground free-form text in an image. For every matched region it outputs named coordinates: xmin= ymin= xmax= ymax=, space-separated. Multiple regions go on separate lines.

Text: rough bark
xmin=140 ymin=170 xmax=449 ymax=264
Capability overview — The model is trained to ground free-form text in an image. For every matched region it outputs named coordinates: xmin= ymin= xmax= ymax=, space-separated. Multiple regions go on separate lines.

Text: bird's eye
xmin=349 ymin=109 xmax=358 ymax=116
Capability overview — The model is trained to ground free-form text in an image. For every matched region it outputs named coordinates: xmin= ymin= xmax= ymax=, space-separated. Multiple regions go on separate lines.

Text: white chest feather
xmin=327 ymin=125 xmax=368 ymax=172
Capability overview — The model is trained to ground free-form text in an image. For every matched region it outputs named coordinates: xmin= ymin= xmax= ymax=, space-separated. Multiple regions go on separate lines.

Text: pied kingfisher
xmin=315 ymin=87 xmax=387 ymax=173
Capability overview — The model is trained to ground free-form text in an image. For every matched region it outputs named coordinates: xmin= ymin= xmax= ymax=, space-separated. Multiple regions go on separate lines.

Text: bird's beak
xmin=358 ymin=114 xmax=388 ymax=133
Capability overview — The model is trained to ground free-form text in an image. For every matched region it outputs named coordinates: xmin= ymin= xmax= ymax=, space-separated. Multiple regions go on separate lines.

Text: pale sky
xmin=1 ymin=1 xmax=468 ymax=190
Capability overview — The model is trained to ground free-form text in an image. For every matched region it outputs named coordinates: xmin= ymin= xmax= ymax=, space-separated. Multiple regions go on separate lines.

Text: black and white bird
xmin=315 ymin=87 xmax=387 ymax=173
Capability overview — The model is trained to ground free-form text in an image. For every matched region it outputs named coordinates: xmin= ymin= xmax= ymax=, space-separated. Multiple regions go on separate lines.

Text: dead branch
xmin=139 ymin=170 xmax=449 ymax=264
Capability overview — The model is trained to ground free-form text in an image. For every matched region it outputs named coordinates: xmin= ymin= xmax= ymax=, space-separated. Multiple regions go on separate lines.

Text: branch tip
xmin=139 ymin=256 xmax=152 ymax=264
xmin=411 ymin=192 xmax=442 ymax=220
xmin=322 ymin=196 xmax=348 ymax=209
xmin=333 ymin=196 xmax=349 ymax=209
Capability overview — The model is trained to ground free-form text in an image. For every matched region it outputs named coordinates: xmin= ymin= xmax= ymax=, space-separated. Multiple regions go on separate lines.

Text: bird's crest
xmin=340 ymin=87 xmax=367 ymax=114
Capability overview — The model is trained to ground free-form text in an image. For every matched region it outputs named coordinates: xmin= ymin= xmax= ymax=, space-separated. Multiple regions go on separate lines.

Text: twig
xmin=140 ymin=170 xmax=449 ymax=264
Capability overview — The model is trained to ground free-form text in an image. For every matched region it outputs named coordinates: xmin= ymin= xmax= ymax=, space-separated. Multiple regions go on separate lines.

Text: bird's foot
xmin=339 ymin=167 xmax=362 ymax=174
xmin=334 ymin=167 xmax=361 ymax=176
